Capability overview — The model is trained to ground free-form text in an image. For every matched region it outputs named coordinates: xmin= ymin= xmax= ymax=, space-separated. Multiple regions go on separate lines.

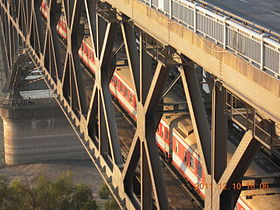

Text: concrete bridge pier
xmin=0 ymin=98 xmax=88 ymax=165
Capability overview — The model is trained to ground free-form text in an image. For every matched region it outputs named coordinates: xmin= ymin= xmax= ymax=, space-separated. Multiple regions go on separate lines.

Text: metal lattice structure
xmin=0 ymin=0 xmax=279 ymax=209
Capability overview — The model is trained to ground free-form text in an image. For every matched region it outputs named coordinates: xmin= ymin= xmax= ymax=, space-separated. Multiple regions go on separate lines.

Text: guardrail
xmin=141 ymin=0 xmax=280 ymax=79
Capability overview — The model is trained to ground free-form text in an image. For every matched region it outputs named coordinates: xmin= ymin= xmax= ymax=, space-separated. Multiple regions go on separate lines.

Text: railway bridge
xmin=0 ymin=0 xmax=279 ymax=209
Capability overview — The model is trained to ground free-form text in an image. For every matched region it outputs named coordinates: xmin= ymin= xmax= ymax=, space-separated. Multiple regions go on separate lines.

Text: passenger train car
xmin=40 ymin=2 xmax=280 ymax=209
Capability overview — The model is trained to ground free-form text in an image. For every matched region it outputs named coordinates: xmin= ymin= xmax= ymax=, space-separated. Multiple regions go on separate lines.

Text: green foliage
xmin=98 ymin=182 xmax=120 ymax=210
xmin=98 ymin=183 xmax=110 ymax=199
xmin=104 ymin=198 xmax=120 ymax=210
xmin=0 ymin=171 xmax=97 ymax=210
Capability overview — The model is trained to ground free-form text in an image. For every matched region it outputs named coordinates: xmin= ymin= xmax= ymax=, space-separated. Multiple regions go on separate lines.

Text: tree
xmin=98 ymin=182 xmax=120 ymax=210
xmin=71 ymin=183 xmax=97 ymax=210
xmin=0 ymin=171 xmax=97 ymax=210
xmin=104 ymin=198 xmax=120 ymax=210
xmin=98 ymin=183 xmax=110 ymax=199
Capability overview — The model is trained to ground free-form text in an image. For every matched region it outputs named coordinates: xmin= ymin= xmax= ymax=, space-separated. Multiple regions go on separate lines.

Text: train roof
xmin=114 ymin=66 xmax=134 ymax=90
xmin=161 ymin=91 xmax=198 ymax=152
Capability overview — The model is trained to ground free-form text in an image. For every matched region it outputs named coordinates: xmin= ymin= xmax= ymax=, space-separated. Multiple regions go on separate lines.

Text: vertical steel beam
xmin=59 ymin=0 xmax=87 ymax=116
xmin=209 ymin=81 xmax=228 ymax=210
xmin=99 ymin=90 xmax=110 ymax=156
xmin=84 ymin=0 xmax=97 ymax=58
xmin=123 ymin=135 xmax=141 ymax=208
xmin=0 ymin=15 xmax=10 ymax=78
xmin=87 ymin=84 xmax=98 ymax=139
xmin=141 ymin=63 xmax=169 ymax=210
xmin=43 ymin=0 xmax=64 ymax=81
xmin=139 ymin=31 xmax=152 ymax=104
xmin=141 ymin=141 xmax=152 ymax=210
xmin=212 ymin=83 xmax=227 ymax=182
xmin=121 ymin=22 xmax=141 ymax=101
xmin=97 ymin=15 xmax=107 ymax=58
xmin=98 ymin=21 xmax=123 ymax=166
xmin=0 ymin=10 xmax=10 ymax=78
xmin=179 ymin=58 xmax=211 ymax=174
xmin=179 ymin=60 xmax=213 ymax=209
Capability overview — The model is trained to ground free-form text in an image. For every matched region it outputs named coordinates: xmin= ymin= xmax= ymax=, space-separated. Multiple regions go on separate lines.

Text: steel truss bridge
xmin=0 ymin=0 xmax=279 ymax=209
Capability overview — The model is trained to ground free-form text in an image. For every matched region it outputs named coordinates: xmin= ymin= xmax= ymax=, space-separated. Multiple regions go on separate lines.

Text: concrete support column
xmin=0 ymin=99 xmax=88 ymax=165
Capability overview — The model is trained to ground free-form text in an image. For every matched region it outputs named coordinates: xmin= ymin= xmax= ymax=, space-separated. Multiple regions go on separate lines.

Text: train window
xmin=85 ymin=47 xmax=88 ymax=56
xmin=129 ymin=93 xmax=133 ymax=104
xmin=188 ymin=130 xmax=194 ymax=136
xmin=122 ymin=86 xmax=125 ymax=95
xmin=189 ymin=155 xmax=195 ymax=170
xmin=126 ymin=90 xmax=130 ymax=99
xmin=184 ymin=150 xmax=188 ymax=163
xmin=118 ymin=81 xmax=122 ymax=90
xmin=197 ymin=164 xmax=202 ymax=179
xmin=112 ymin=77 xmax=115 ymax=86
xmin=120 ymin=83 xmax=123 ymax=93
xmin=89 ymin=52 xmax=93 ymax=60
xmin=117 ymin=80 xmax=120 ymax=90
xmin=116 ymin=79 xmax=118 ymax=88
xmin=124 ymin=88 xmax=127 ymax=97
xmin=165 ymin=128 xmax=169 ymax=140
xmin=175 ymin=141 xmax=178 ymax=153
xmin=133 ymin=96 xmax=136 ymax=108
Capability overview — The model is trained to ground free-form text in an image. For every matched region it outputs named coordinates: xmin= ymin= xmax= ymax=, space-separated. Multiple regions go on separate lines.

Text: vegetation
xmin=104 ymin=198 xmax=119 ymax=210
xmin=98 ymin=182 xmax=120 ymax=210
xmin=98 ymin=183 xmax=110 ymax=199
xmin=0 ymin=171 xmax=121 ymax=210
xmin=0 ymin=172 xmax=97 ymax=210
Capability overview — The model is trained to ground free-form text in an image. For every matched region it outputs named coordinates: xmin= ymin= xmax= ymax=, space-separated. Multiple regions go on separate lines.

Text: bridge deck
xmin=203 ymin=0 xmax=280 ymax=35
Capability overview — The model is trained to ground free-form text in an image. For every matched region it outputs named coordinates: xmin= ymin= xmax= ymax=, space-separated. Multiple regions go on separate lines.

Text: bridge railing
xmin=141 ymin=0 xmax=280 ymax=79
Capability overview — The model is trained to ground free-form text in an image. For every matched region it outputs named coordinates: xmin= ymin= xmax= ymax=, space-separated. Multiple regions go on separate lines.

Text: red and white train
xmin=40 ymin=2 xmax=280 ymax=209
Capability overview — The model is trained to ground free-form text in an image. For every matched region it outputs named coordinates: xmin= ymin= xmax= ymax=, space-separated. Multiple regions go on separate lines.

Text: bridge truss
xmin=0 ymin=0 xmax=278 ymax=209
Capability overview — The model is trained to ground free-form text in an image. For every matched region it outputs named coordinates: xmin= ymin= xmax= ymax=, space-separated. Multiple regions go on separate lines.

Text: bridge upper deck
xmin=103 ymin=0 xmax=280 ymax=124
xmin=202 ymin=0 xmax=280 ymax=35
